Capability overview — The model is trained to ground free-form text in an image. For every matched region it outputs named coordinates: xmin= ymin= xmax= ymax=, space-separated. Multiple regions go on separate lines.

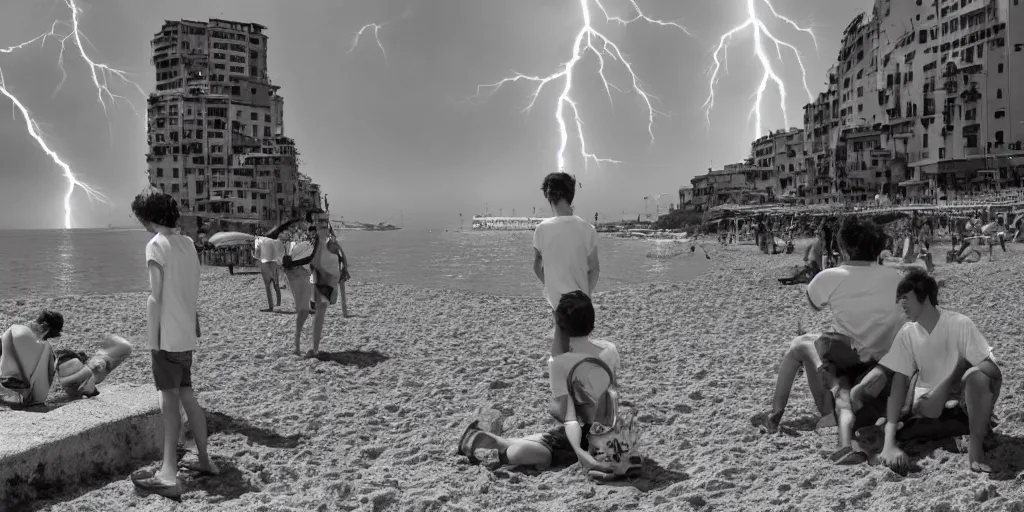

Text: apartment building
xmin=683 ymin=0 xmax=1023 ymax=210
xmin=146 ymin=19 xmax=321 ymax=227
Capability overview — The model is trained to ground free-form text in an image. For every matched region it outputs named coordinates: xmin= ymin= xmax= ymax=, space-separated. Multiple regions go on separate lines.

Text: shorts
xmin=151 ymin=350 xmax=193 ymax=390
xmin=508 ymin=424 xmax=592 ymax=468
xmin=260 ymin=261 xmax=280 ymax=283
xmin=813 ymin=332 xmax=872 ymax=381
xmin=285 ymin=268 xmax=313 ymax=313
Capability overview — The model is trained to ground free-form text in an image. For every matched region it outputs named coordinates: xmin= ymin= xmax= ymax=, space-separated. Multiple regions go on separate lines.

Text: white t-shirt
xmin=549 ymin=338 xmax=621 ymax=400
xmin=806 ymin=264 xmax=905 ymax=361
xmin=146 ymin=233 xmax=200 ymax=352
xmin=255 ymin=236 xmax=283 ymax=264
xmin=879 ymin=310 xmax=993 ymax=401
xmin=533 ymin=216 xmax=598 ymax=307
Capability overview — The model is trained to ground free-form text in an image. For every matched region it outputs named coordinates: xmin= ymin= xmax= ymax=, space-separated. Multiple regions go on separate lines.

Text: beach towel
xmin=565 ymin=357 xmax=642 ymax=477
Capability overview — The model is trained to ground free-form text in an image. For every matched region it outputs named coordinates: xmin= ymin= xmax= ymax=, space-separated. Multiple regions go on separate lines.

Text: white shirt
xmin=146 ymin=233 xmax=200 ymax=352
xmin=255 ymin=236 xmax=283 ymax=264
xmin=533 ymin=216 xmax=598 ymax=308
xmin=806 ymin=264 xmax=905 ymax=361
xmin=879 ymin=310 xmax=993 ymax=401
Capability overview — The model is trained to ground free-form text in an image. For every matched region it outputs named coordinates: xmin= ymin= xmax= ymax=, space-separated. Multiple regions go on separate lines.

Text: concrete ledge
xmin=0 ymin=384 xmax=161 ymax=508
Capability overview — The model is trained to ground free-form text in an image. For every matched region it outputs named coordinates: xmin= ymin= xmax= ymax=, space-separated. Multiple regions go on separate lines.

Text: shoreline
xmin=4 ymin=241 xmax=1023 ymax=510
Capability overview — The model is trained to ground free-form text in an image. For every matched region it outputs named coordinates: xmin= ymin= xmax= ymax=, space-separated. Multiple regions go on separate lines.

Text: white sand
xmin=3 ymin=241 xmax=1023 ymax=511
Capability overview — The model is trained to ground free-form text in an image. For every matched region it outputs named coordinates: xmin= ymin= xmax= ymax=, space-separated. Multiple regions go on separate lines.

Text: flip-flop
xmin=179 ymin=461 xmax=221 ymax=477
xmin=131 ymin=474 xmax=182 ymax=501
xmin=456 ymin=420 xmax=482 ymax=464
xmin=750 ymin=411 xmax=780 ymax=434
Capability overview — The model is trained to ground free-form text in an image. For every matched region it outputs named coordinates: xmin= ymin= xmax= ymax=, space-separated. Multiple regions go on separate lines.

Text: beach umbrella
xmin=208 ymin=231 xmax=255 ymax=247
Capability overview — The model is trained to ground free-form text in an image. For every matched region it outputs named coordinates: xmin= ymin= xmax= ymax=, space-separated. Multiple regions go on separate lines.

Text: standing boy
xmin=130 ymin=187 xmax=218 ymax=500
xmin=533 ymin=172 xmax=600 ymax=355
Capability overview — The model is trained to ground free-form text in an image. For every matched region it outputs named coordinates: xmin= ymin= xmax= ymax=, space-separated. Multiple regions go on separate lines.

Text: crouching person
xmin=869 ymin=269 xmax=1002 ymax=473
xmin=0 ymin=311 xmax=63 ymax=406
xmin=457 ymin=291 xmax=640 ymax=479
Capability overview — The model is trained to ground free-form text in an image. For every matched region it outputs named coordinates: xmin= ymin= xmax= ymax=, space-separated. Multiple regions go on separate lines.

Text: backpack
xmin=565 ymin=356 xmax=642 ymax=477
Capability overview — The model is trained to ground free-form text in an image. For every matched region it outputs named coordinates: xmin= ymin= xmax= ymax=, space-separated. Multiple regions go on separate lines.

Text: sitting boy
xmin=0 ymin=311 xmax=63 ymax=406
xmin=871 ymin=269 xmax=1001 ymax=473
xmin=754 ymin=217 xmax=904 ymax=448
xmin=456 ymin=291 xmax=620 ymax=478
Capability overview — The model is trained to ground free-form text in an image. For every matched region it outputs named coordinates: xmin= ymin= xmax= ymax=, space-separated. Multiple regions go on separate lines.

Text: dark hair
xmin=838 ymin=216 xmax=885 ymax=261
xmin=541 ymin=172 xmax=576 ymax=206
xmin=131 ymin=186 xmax=180 ymax=228
xmin=554 ymin=291 xmax=595 ymax=338
xmin=36 ymin=310 xmax=64 ymax=340
xmin=896 ymin=268 xmax=938 ymax=306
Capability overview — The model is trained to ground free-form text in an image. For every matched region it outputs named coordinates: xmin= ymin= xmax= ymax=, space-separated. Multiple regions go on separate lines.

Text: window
xmin=264 ymin=126 xmax=271 ymax=137
xmin=251 ymin=88 xmax=257 ymax=95
xmin=250 ymin=112 xmax=258 ymax=121
xmin=172 ymin=168 xmax=180 ymax=178
xmin=996 ymin=131 xmax=1004 ymax=144
xmin=998 ymin=63 xmax=1004 ymax=73
xmin=155 ymin=168 xmax=164 ymax=178
xmin=997 ymin=89 xmax=1003 ymax=99
xmin=939 ymin=148 xmax=945 ymax=159
xmin=265 ymin=114 xmax=271 ymax=122
xmin=171 ymin=184 xmax=179 ymax=193
xmin=995 ymin=110 xmax=1006 ymax=119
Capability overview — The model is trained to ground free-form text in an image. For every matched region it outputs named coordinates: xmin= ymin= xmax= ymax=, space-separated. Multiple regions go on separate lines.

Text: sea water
xmin=0 ymin=228 xmax=710 ymax=301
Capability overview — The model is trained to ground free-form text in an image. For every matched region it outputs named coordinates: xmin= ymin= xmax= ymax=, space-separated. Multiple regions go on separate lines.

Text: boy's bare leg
xmin=964 ymin=369 xmax=1000 ymax=473
xmin=157 ymin=390 xmax=183 ymax=483
xmin=273 ymin=275 xmax=281 ymax=307
xmin=179 ymin=387 xmax=218 ymax=474
xmin=311 ymin=300 xmax=327 ymax=355
xmin=340 ymin=282 xmax=349 ymax=317
xmin=261 ymin=274 xmax=274 ymax=312
xmin=914 ymin=362 xmax=970 ymax=418
xmin=294 ymin=310 xmax=309 ymax=356
xmin=460 ymin=429 xmax=552 ymax=468
xmin=759 ymin=336 xmax=831 ymax=431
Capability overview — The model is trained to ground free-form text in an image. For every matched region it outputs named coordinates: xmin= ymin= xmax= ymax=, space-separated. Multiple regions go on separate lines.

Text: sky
xmin=0 ymin=0 xmax=873 ymax=229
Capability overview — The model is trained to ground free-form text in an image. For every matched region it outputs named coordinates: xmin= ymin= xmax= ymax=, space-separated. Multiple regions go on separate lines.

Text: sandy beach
xmin=4 ymin=240 xmax=1024 ymax=511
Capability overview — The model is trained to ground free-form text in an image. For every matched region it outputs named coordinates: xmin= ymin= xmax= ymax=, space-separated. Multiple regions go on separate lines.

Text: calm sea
xmin=0 ymin=228 xmax=709 ymax=301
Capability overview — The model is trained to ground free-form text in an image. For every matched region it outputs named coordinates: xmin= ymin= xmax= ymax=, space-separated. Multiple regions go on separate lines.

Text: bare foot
xmin=970 ymin=460 xmax=994 ymax=473
xmin=261 ymin=308 xmax=274 ymax=313
xmin=293 ymin=349 xmax=301 ymax=357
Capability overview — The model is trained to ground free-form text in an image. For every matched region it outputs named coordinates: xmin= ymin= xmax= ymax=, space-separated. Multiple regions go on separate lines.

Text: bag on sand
xmin=566 ymin=357 xmax=642 ymax=477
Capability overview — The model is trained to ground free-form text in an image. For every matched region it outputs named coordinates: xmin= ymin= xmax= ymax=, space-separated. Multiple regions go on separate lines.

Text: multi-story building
xmin=689 ymin=0 xmax=1024 ymax=207
xmin=146 ymin=19 xmax=321 ymax=229
xmin=690 ymin=163 xmax=774 ymax=210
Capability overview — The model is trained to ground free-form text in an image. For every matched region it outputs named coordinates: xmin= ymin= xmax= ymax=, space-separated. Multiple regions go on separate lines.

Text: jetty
xmin=471 ymin=216 xmax=546 ymax=231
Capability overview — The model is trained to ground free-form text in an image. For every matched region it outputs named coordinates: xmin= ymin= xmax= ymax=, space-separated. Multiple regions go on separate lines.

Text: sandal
xmin=131 ymin=473 xmax=182 ymax=501
xmin=179 ymin=461 xmax=221 ymax=477
xmin=456 ymin=420 xmax=482 ymax=464
xmin=750 ymin=411 xmax=781 ymax=434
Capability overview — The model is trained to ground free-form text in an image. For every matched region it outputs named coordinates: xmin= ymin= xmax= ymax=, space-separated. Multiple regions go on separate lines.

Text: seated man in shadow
xmin=456 ymin=291 xmax=631 ymax=480
xmin=0 ymin=310 xmax=63 ymax=406
xmin=753 ymin=217 xmax=905 ymax=448
xmin=853 ymin=269 xmax=1002 ymax=474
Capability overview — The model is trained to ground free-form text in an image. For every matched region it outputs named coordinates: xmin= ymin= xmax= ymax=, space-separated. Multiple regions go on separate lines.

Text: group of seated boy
xmin=753 ymin=217 xmax=1002 ymax=473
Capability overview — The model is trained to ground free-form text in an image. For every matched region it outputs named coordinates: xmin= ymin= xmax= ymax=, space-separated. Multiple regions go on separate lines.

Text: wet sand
xmin=3 ymin=241 xmax=1023 ymax=511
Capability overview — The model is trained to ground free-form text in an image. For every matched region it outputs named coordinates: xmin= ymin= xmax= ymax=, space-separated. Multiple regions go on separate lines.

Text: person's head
xmin=837 ymin=216 xmax=885 ymax=261
xmin=554 ymin=291 xmax=595 ymax=338
xmin=131 ymin=186 xmax=180 ymax=232
xmin=540 ymin=172 xmax=576 ymax=208
xmin=896 ymin=268 xmax=939 ymax=321
xmin=28 ymin=310 xmax=64 ymax=340
xmin=309 ymin=209 xmax=330 ymax=237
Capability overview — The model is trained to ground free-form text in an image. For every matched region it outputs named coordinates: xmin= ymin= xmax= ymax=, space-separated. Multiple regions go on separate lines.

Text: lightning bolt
xmin=347 ymin=23 xmax=388 ymax=64
xmin=0 ymin=0 xmax=144 ymax=229
xmin=703 ymin=0 xmax=816 ymax=138
xmin=473 ymin=0 xmax=690 ymax=173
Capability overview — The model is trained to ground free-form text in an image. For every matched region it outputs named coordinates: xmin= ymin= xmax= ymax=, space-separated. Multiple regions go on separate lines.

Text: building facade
xmin=683 ymin=0 xmax=1024 ymax=209
xmin=146 ymin=19 xmax=322 ymax=227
